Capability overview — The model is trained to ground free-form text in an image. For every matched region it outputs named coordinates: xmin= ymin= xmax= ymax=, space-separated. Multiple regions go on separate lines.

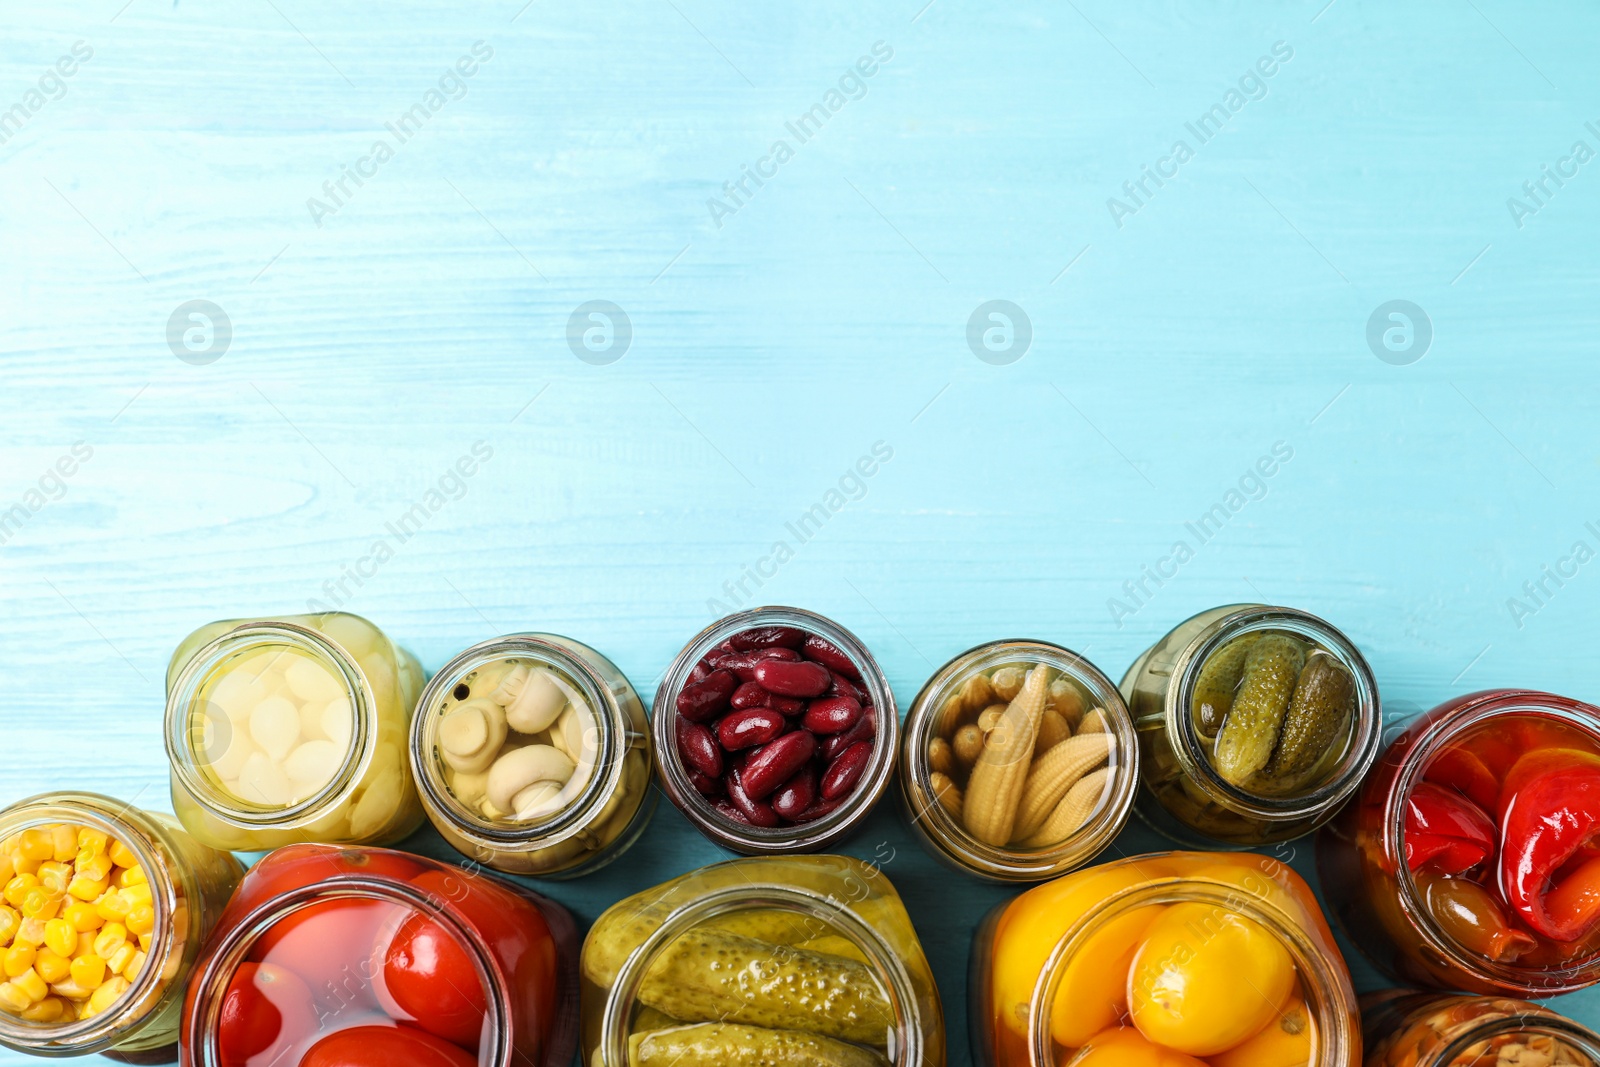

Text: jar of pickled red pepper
xmin=581 ymin=854 xmax=943 ymax=1067
xmin=1122 ymin=604 xmax=1381 ymax=846
xmin=0 ymin=792 xmax=242 ymax=1063
xmin=409 ymin=634 xmax=655 ymax=878
xmin=653 ymin=608 xmax=899 ymax=853
xmin=1362 ymin=990 xmax=1600 ymax=1066
xmin=971 ymin=851 xmax=1360 ymax=1067
xmin=165 ymin=612 xmax=426 ymax=852
xmin=900 ymin=640 xmax=1139 ymax=882
xmin=180 ymin=844 xmax=579 ymax=1067
xmin=1318 ymin=689 xmax=1600 ymax=996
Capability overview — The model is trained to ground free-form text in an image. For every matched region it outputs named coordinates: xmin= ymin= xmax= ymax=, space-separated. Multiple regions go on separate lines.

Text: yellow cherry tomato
xmin=1128 ymin=902 xmax=1296 ymax=1056
xmin=1048 ymin=904 xmax=1165 ymax=1047
xmin=1072 ymin=1026 xmax=1209 ymax=1067
xmin=1209 ymin=994 xmax=1315 ymax=1067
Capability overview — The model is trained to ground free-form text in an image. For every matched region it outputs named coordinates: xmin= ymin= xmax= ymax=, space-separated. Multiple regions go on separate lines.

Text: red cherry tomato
xmin=298 ymin=1024 xmax=478 ymax=1067
xmin=240 ymin=846 xmax=424 ymax=903
xmin=216 ymin=963 xmax=316 ymax=1067
xmin=249 ymin=898 xmax=391 ymax=1014
xmin=381 ymin=911 xmax=488 ymax=1048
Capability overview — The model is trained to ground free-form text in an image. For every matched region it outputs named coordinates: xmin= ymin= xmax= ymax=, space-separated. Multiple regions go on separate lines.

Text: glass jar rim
xmin=409 ymin=634 xmax=627 ymax=852
xmin=1432 ymin=1007 xmax=1600 ymax=1064
xmin=183 ymin=874 xmax=509 ymax=1066
xmin=1386 ymin=690 xmax=1600 ymax=994
xmin=0 ymin=793 xmax=181 ymax=1054
xmin=599 ymin=881 xmax=925 ymax=1066
xmin=164 ymin=621 xmax=372 ymax=827
xmin=901 ymin=639 xmax=1138 ymax=881
xmin=1026 ymin=874 xmax=1358 ymax=1066
xmin=1165 ymin=605 xmax=1382 ymax=821
xmin=652 ymin=606 xmax=899 ymax=853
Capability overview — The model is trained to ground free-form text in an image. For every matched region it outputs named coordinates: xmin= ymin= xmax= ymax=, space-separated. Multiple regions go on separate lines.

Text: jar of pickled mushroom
xmin=971 ymin=851 xmax=1360 ymax=1067
xmin=1318 ymin=689 xmax=1600 ymax=996
xmin=164 ymin=612 xmax=426 ymax=852
xmin=409 ymin=634 xmax=654 ymax=878
xmin=580 ymin=854 xmax=944 ymax=1067
xmin=1122 ymin=604 xmax=1381 ymax=846
xmin=1362 ymin=990 xmax=1600 ymax=1067
xmin=899 ymin=640 xmax=1138 ymax=882
xmin=653 ymin=608 xmax=898 ymax=853
xmin=179 ymin=844 xmax=579 ymax=1067
xmin=0 ymin=792 xmax=242 ymax=1062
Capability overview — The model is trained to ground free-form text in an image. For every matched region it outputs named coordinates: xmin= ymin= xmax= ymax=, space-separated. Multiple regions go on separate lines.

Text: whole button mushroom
xmin=498 ymin=666 xmax=569 ymax=734
xmin=487 ymin=745 xmax=575 ymax=814
xmin=436 ymin=698 xmax=508 ymax=774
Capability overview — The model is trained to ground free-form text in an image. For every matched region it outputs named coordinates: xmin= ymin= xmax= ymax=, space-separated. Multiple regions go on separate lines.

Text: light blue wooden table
xmin=4 ymin=0 xmax=1599 ymax=1060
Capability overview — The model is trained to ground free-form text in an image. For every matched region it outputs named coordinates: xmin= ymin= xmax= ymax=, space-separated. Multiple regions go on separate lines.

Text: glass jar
xmin=164 ymin=611 xmax=426 ymax=851
xmin=899 ymin=639 xmax=1138 ymax=882
xmin=1362 ymin=990 xmax=1600 ymax=1066
xmin=179 ymin=844 xmax=579 ymax=1067
xmin=653 ymin=607 xmax=899 ymax=853
xmin=1318 ymin=689 xmax=1600 ymax=996
xmin=409 ymin=633 xmax=654 ymax=878
xmin=971 ymin=851 xmax=1360 ymax=1067
xmin=0 ymin=792 xmax=242 ymax=1063
xmin=1121 ymin=604 xmax=1381 ymax=847
xmin=580 ymin=854 xmax=943 ymax=1066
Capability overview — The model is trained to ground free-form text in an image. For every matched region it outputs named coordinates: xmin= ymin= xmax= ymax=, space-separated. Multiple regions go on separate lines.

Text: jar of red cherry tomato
xmin=1362 ymin=989 xmax=1600 ymax=1066
xmin=1318 ymin=689 xmax=1600 ymax=996
xmin=180 ymin=845 xmax=578 ymax=1067
xmin=653 ymin=607 xmax=898 ymax=853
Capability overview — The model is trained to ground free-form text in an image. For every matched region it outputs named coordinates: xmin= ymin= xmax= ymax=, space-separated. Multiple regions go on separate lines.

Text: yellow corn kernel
xmin=21 ymin=888 xmax=62 ymax=921
xmin=76 ymin=828 xmax=109 ymax=856
xmin=20 ymin=995 xmax=64 ymax=1023
xmin=16 ymin=831 xmax=53 ymax=864
xmin=75 ymin=932 xmax=95 ymax=958
xmin=9 ymin=853 xmax=40 ymax=877
xmin=125 ymin=905 xmax=154 ymax=938
xmin=43 ymin=919 xmax=76 ymax=958
xmin=36 ymin=862 xmax=71 ymax=895
xmin=93 ymin=924 xmax=126 ymax=960
xmin=62 ymin=902 xmax=102 ymax=933
xmin=118 ymin=865 xmax=147 ymax=889
xmin=124 ymin=950 xmax=147 ymax=980
xmin=0 ymin=981 xmax=30 ymax=1013
xmin=14 ymin=919 xmax=46 ymax=948
xmin=106 ymin=942 xmax=136 ymax=977
xmin=75 ymin=854 xmax=113 ymax=883
xmin=48 ymin=976 xmax=91 ymax=1000
xmin=107 ymin=841 xmax=137 ymax=869
xmin=34 ymin=950 xmax=69 ymax=985
xmin=0 ymin=906 xmax=19 ymax=947
xmin=88 ymin=976 xmax=128 ymax=1014
xmin=49 ymin=826 xmax=75 ymax=864
xmin=67 ymin=873 xmax=109 ymax=903
xmin=136 ymin=932 xmax=152 ymax=952
xmin=3 ymin=875 xmax=38 ymax=909
xmin=11 ymin=968 xmax=47 ymax=1004
xmin=94 ymin=892 xmax=130 ymax=922
xmin=0 ymin=853 xmax=13 ymax=885
xmin=3 ymin=945 xmax=36 ymax=977
xmin=68 ymin=954 xmax=104 ymax=989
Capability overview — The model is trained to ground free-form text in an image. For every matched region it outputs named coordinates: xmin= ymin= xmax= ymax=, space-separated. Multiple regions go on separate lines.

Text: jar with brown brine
xmin=1362 ymin=990 xmax=1600 ymax=1067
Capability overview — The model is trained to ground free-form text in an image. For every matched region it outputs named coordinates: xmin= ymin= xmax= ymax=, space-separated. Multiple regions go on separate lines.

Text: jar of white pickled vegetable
xmin=163 ymin=612 xmax=426 ymax=852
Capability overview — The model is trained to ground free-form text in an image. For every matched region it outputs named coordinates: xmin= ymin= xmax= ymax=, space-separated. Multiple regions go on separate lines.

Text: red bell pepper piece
xmin=1404 ymin=781 xmax=1494 ymax=874
xmin=1499 ymin=762 xmax=1600 ymax=941
xmin=1424 ymin=747 xmax=1499 ymax=812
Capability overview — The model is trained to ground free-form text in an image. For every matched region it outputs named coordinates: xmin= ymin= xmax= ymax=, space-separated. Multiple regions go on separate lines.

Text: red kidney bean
xmin=766 ymin=694 xmax=805 ymax=715
xmin=726 ymin=768 xmax=781 ymax=827
xmin=712 ymin=798 xmax=750 ymax=824
xmin=770 ymin=768 xmax=816 ymax=821
xmin=741 ymin=731 xmax=816 ymax=799
xmin=688 ymin=768 xmax=723 ymax=796
xmin=716 ymin=708 xmax=786 ymax=751
xmin=677 ymin=669 xmax=736 ymax=722
xmin=709 ymin=647 xmax=802 ymax=681
xmin=802 ymin=634 xmax=860 ymax=679
xmin=752 ymin=659 xmax=830 ymax=698
xmin=827 ymin=671 xmax=870 ymax=706
xmin=730 ymin=626 xmax=807 ymax=651
xmin=687 ymin=660 xmax=711 ymax=684
xmin=802 ymin=695 xmax=862 ymax=735
xmin=821 ymin=741 xmax=873 ymax=801
xmin=794 ymin=796 xmax=845 ymax=823
xmin=821 ymin=711 xmax=877 ymax=762
xmin=675 ymin=718 xmax=723 ymax=778
xmin=729 ymin=680 xmax=772 ymax=710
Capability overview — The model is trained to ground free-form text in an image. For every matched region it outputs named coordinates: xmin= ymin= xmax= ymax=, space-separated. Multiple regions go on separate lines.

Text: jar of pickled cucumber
xmin=0 ymin=792 xmax=242 ymax=1062
xmin=409 ymin=634 xmax=655 ymax=878
xmin=164 ymin=612 xmax=426 ymax=852
xmin=900 ymin=640 xmax=1138 ymax=882
xmin=970 ymin=851 xmax=1361 ymax=1067
xmin=1362 ymin=990 xmax=1600 ymax=1066
xmin=580 ymin=855 xmax=944 ymax=1066
xmin=1122 ymin=604 xmax=1381 ymax=846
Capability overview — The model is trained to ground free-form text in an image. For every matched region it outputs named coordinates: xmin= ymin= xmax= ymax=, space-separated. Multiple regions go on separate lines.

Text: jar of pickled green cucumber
xmin=164 ymin=612 xmax=426 ymax=852
xmin=409 ymin=633 xmax=655 ymax=878
xmin=1121 ymin=604 xmax=1381 ymax=847
xmin=580 ymin=855 xmax=945 ymax=1067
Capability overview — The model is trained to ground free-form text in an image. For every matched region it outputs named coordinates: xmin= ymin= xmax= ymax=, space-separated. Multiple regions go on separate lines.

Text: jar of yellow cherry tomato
xmin=164 ymin=612 xmax=426 ymax=851
xmin=971 ymin=851 xmax=1360 ymax=1067
xmin=0 ymin=792 xmax=242 ymax=1062
xmin=1362 ymin=990 xmax=1600 ymax=1066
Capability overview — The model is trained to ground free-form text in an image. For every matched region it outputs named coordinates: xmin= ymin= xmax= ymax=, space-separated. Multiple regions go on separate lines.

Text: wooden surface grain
xmin=4 ymin=0 xmax=1600 ymax=1060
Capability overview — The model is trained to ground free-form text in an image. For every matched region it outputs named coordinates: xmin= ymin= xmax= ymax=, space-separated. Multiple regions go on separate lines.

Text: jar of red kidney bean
xmin=652 ymin=607 xmax=899 ymax=853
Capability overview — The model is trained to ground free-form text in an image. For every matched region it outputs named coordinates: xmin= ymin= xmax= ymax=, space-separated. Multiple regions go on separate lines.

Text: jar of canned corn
xmin=0 ymin=792 xmax=242 ymax=1062
xmin=164 ymin=611 xmax=426 ymax=852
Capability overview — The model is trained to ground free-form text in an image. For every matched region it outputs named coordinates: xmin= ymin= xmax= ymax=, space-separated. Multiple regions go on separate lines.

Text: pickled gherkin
xmin=1213 ymin=635 xmax=1304 ymax=786
xmin=628 ymin=1023 xmax=891 ymax=1067
xmin=1267 ymin=651 xmax=1355 ymax=781
xmin=1190 ymin=634 xmax=1259 ymax=740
